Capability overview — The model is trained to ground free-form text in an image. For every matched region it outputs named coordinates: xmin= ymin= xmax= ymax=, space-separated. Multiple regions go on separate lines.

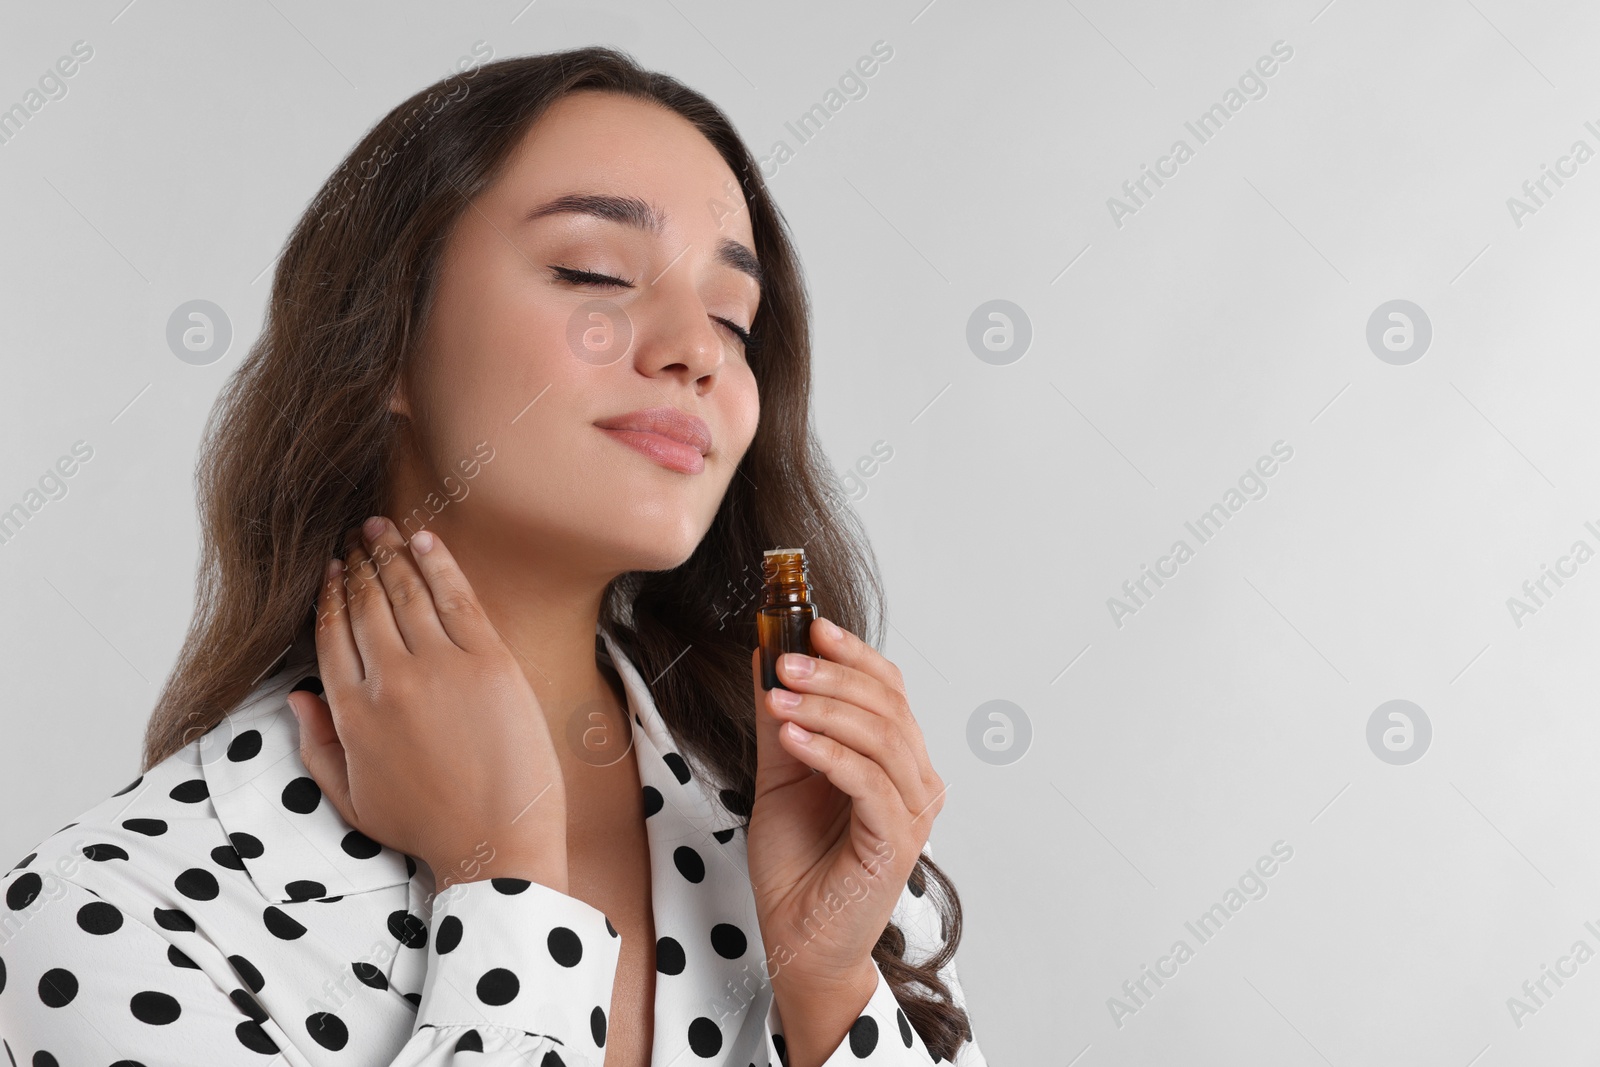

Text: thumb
xmin=287 ymin=690 xmax=357 ymax=828
xmin=751 ymin=647 xmax=814 ymax=795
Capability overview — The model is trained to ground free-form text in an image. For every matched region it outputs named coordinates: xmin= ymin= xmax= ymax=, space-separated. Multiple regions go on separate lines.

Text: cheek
xmin=476 ymin=286 xmax=573 ymax=379
xmin=435 ymin=238 xmax=575 ymax=387
xmin=733 ymin=370 xmax=761 ymax=451
xmin=410 ymin=320 xmax=583 ymax=472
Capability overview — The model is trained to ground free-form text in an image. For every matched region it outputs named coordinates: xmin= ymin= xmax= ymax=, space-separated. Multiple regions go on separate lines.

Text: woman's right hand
xmin=286 ymin=516 xmax=569 ymax=892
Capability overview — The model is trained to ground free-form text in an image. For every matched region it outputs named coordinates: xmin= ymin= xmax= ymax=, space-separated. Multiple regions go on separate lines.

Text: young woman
xmin=0 ymin=47 xmax=986 ymax=1067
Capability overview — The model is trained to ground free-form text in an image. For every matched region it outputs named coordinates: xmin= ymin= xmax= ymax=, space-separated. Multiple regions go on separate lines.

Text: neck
xmin=393 ymin=510 xmax=628 ymax=782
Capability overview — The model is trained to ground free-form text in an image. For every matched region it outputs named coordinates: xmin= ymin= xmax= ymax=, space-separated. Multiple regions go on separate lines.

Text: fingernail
xmin=782 ymin=653 xmax=814 ymax=678
xmin=413 ymin=530 xmax=435 ymax=554
xmin=362 ymin=515 xmax=386 ymax=539
xmin=770 ymin=687 xmax=801 ymax=708
xmin=814 ymin=617 xmax=840 ymax=641
xmin=287 ymin=696 xmax=302 ymax=724
xmin=785 ymin=721 xmax=812 ymax=744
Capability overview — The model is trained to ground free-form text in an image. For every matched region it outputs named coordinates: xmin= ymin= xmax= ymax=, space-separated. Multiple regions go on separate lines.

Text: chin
xmin=625 ymin=531 xmax=709 ymax=573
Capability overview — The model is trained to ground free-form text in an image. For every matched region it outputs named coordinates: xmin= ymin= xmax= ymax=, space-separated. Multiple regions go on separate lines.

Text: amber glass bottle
xmin=757 ymin=547 xmax=816 ymax=691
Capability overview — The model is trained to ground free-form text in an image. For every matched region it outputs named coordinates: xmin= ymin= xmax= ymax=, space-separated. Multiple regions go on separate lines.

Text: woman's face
xmin=392 ymin=89 xmax=763 ymax=578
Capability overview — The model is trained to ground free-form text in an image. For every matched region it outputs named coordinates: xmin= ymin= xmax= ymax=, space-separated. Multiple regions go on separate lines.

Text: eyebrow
xmin=525 ymin=192 xmax=764 ymax=291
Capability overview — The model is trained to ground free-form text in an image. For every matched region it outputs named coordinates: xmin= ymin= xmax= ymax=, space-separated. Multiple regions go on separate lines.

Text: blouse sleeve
xmin=0 ymin=868 xmax=621 ymax=1066
xmin=813 ymin=840 xmax=989 ymax=1066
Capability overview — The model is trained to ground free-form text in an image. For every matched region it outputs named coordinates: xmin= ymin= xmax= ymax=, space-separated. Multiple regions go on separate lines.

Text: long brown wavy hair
xmin=141 ymin=45 xmax=972 ymax=1059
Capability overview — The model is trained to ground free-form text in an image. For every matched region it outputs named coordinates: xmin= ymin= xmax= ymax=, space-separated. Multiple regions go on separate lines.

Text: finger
xmin=287 ymin=690 xmax=358 ymax=829
xmin=751 ymin=647 xmax=816 ymax=794
xmin=806 ymin=617 xmax=910 ymax=705
xmin=764 ymin=688 xmax=928 ymax=811
xmin=361 ymin=516 xmax=449 ymax=654
xmin=342 ymin=530 xmax=404 ymax=674
xmin=776 ymin=648 xmax=929 ymax=768
xmin=315 ymin=557 xmax=365 ymax=682
xmin=776 ymin=720 xmax=905 ymax=848
xmin=407 ymin=529 xmax=500 ymax=653
xmin=777 ymin=649 xmax=907 ymax=724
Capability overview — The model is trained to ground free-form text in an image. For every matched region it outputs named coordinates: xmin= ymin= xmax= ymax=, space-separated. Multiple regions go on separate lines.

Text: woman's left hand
xmin=745 ymin=616 xmax=947 ymax=1009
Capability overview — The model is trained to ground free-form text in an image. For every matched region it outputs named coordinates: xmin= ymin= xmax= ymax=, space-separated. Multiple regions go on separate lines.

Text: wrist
xmin=770 ymin=958 xmax=879 ymax=1067
xmin=428 ymin=829 xmax=569 ymax=894
xmin=771 ymin=956 xmax=876 ymax=1001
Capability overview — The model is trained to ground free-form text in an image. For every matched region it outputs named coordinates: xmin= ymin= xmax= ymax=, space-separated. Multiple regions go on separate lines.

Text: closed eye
xmin=548 ymin=264 xmax=760 ymax=356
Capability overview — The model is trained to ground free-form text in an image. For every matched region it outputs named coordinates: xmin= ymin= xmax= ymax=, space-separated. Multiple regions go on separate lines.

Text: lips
xmin=594 ymin=405 xmax=713 ymax=474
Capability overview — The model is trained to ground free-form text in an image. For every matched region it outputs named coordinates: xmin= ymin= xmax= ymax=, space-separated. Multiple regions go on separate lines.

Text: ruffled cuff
xmin=414 ymin=876 xmax=621 ymax=1057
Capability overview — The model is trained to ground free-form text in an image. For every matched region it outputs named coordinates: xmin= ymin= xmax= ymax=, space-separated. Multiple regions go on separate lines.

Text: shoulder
xmin=1 ymin=727 xmax=216 ymax=917
xmin=0 ymin=646 xmax=327 ymax=921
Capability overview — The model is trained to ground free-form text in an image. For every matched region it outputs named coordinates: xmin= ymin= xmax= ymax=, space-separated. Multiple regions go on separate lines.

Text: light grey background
xmin=5 ymin=0 xmax=1599 ymax=1062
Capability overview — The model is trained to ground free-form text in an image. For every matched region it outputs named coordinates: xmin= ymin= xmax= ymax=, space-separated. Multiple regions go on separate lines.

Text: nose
xmin=631 ymin=276 xmax=728 ymax=385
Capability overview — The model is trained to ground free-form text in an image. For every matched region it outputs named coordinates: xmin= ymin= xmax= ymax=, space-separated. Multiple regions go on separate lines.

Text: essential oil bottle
xmin=757 ymin=547 xmax=816 ymax=691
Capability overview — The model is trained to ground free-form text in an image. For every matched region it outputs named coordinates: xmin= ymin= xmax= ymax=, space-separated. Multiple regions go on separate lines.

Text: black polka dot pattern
xmin=82 ymin=842 xmax=129 ymax=862
xmin=130 ymin=990 xmax=182 ymax=1025
xmin=340 ymin=830 xmax=380 ymax=859
xmin=5 ymin=872 xmax=41 ymax=911
xmin=673 ymin=845 xmax=706 ymax=883
xmin=0 ymin=628 xmax=985 ymax=1064
xmin=305 ymin=1011 xmax=348 ymax=1050
xmin=435 ymin=915 xmax=463 ymax=954
xmin=174 ymin=868 xmax=219 ymax=901
xmin=656 ymin=936 xmax=686 ymax=975
xmin=210 ymin=845 xmax=246 ymax=871
xmin=262 ymin=906 xmax=306 ymax=941
xmin=387 ymin=909 xmax=427 ymax=949
xmin=475 ymin=966 xmax=519 ymax=1005
xmin=228 ymin=832 xmax=263 ymax=859
xmin=153 ymin=908 xmax=194 ymax=932
xmin=661 ymin=752 xmax=693 ymax=784
xmin=687 ymin=1015 xmax=723 ymax=1055
xmin=168 ymin=779 xmax=209 ymax=804
xmin=710 ymin=922 xmax=747 ymax=959
xmin=76 ymin=901 xmax=123 ymax=934
xmin=352 ymin=961 xmax=387 ymax=990
xmin=283 ymin=879 xmax=326 ymax=902
xmin=38 ymin=968 xmax=78 ymax=1007
xmin=847 ymin=1014 xmax=879 ymax=1056
xmin=229 ymin=955 xmax=265 ymax=994
xmin=229 ymin=988 xmax=267 ymax=1023
xmin=226 ymin=730 xmax=262 ymax=762
xmin=279 ymin=777 xmax=320 ymax=815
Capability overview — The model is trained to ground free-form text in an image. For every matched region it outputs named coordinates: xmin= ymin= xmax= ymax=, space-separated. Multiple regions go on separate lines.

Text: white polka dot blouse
xmin=0 ymin=623 xmax=987 ymax=1066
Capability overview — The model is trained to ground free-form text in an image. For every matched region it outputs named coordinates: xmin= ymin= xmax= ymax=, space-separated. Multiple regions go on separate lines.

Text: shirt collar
xmin=198 ymin=631 xmax=413 ymax=905
xmin=199 ymin=622 xmax=749 ymax=907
